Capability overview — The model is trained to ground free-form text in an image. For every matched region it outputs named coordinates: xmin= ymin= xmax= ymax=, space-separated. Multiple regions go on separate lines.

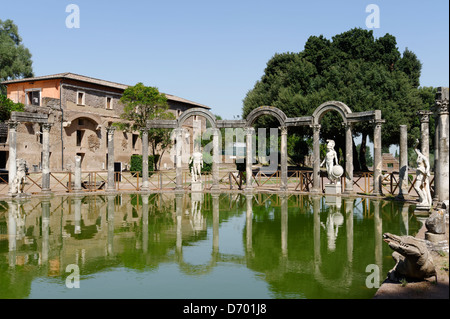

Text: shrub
xmin=130 ymin=154 xmax=157 ymax=176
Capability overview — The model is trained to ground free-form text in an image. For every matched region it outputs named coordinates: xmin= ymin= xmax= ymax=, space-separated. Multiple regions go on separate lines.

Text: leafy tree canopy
xmin=0 ymin=19 xmax=34 ymax=94
xmin=0 ymin=94 xmax=24 ymax=122
xmin=243 ymin=28 xmax=434 ymax=168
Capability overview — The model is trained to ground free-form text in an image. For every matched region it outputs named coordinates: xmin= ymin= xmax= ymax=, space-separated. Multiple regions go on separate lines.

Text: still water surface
xmin=0 ymin=193 xmax=421 ymax=299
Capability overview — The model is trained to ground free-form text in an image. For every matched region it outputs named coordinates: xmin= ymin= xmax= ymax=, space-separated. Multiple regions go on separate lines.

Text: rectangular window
xmin=387 ymin=163 xmax=394 ymax=168
xmin=26 ymin=89 xmax=41 ymax=106
xmin=76 ymin=130 xmax=84 ymax=147
xmin=106 ymin=96 xmax=113 ymax=110
xmin=77 ymin=91 xmax=85 ymax=105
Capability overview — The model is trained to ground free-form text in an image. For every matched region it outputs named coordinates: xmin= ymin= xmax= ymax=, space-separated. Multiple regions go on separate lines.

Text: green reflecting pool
xmin=0 ymin=193 xmax=421 ymax=299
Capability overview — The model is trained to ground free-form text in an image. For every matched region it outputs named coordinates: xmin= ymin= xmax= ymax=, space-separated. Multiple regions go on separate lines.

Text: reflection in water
xmin=0 ymin=193 xmax=421 ymax=299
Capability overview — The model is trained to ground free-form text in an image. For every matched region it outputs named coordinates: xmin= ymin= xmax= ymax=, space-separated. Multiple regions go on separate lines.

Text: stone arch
xmin=177 ymin=108 xmax=217 ymax=129
xmin=246 ymin=106 xmax=287 ymax=127
xmin=312 ymin=101 xmax=352 ymax=125
xmin=65 ymin=112 xmax=103 ymax=128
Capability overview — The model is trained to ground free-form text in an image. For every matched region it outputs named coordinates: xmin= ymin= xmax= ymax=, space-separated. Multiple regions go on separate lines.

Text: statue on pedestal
xmin=321 ymin=140 xmax=343 ymax=184
xmin=189 ymin=151 xmax=203 ymax=183
xmin=413 ymin=139 xmax=432 ymax=209
xmin=11 ymin=159 xmax=28 ymax=195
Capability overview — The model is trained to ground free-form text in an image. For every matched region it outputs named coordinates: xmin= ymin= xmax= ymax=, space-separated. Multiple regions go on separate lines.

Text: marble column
xmin=141 ymin=128 xmax=149 ymax=191
xmin=41 ymin=123 xmax=52 ymax=193
xmin=418 ymin=111 xmax=433 ymax=158
xmin=373 ymin=120 xmax=384 ymax=196
xmin=344 ymin=122 xmax=354 ymax=194
xmin=106 ymin=126 xmax=116 ymax=192
xmin=175 ymin=128 xmax=183 ymax=191
xmin=73 ymin=155 xmax=82 ymax=192
xmin=245 ymin=127 xmax=255 ymax=192
xmin=433 ymin=116 xmax=440 ymax=201
xmin=7 ymin=121 xmax=19 ymax=196
xmin=280 ymin=126 xmax=288 ymax=192
xmin=311 ymin=124 xmax=321 ymax=193
xmin=211 ymin=128 xmax=220 ymax=191
xmin=398 ymin=125 xmax=409 ymax=199
xmin=436 ymin=93 xmax=449 ymax=202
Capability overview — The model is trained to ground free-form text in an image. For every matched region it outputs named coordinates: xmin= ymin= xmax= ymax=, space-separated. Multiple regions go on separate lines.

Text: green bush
xmin=130 ymin=154 xmax=158 ymax=176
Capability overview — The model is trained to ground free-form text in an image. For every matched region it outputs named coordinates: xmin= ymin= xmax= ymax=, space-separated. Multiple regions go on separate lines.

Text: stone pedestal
xmin=325 ymin=182 xmax=341 ymax=195
xmin=191 ymin=181 xmax=203 ymax=192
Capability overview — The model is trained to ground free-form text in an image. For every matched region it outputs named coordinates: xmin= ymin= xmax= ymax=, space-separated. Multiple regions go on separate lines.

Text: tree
xmin=115 ymin=83 xmax=175 ymax=170
xmin=243 ymin=28 xmax=435 ymax=170
xmin=0 ymin=19 xmax=34 ymax=94
xmin=0 ymin=94 xmax=24 ymax=121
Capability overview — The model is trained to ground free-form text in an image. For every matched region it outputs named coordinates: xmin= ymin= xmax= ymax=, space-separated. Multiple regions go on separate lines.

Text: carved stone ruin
xmin=10 ymin=158 xmax=28 ymax=196
xmin=321 ymin=139 xmax=344 ymax=194
xmin=413 ymin=139 xmax=432 ymax=211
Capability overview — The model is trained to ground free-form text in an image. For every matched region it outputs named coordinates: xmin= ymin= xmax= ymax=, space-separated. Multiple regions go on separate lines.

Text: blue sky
xmin=1 ymin=0 xmax=449 ymax=120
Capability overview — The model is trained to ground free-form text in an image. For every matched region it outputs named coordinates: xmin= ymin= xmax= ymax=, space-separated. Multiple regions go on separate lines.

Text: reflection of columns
xmin=8 ymin=201 xmax=17 ymax=268
xmin=107 ymin=195 xmax=115 ymax=256
xmin=280 ymin=194 xmax=288 ymax=256
xmin=280 ymin=126 xmax=288 ymax=191
xmin=212 ymin=193 xmax=219 ymax=253
xmin=373 ymin=200 xmax=382 ymax=277
xmin=245 ymin=194 xmax=253 ymax=253
xmin=344 ymin=122 xmax=353 ymax=194
xmin=311 ymin=124 xmax=321 ymax=193
xmin=245 ymin=128 xmax=255 ymax=191
xmin=41 ymin=123 xmax=52 ymax=193
xmin=106 ymin=126 xmax=116 ymax=191
xmin=211 ymin=129 xmax=220 ymax=191
xmin=400 ymin=204 xmax=409 ymax=236
xmin=8 ymin=121 xmax=19 ymax=195
xmin=142 ymin=195 xmax=149 ymax=254
xmin=398 ymin=125 xmax=409 ymax=199
xmin=74 ymin=196 xmax=82 ymax=234
xmin=312 ymin=196 xmax=321 ymax=265
xmin=344 ymin=198 xmax=354 ymax=264
xmin=176 ymin=194 xmax=183 ymax=253
xmin=418 ymin=111 xmax=433 ymax=158
xmin=175 ymin=128 xmax=183 ymax=191
xmin=141 ymin=128 xmax=149 ymax=191
xmin=373 ymin=120 xmax=384 ymax=196
xmin=41 ymin=198 xmax=51 ymax=264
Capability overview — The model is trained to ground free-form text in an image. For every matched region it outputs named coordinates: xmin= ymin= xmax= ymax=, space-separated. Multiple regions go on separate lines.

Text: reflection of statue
xmin=189 ymin=152 xmax=203 ymax=183
xmin=321 ymin=140 xmax=343 ymax=184
xmin=413 ymin=140 xmax=432 ymax=209
xmin=188 ymin=193 xmax=204 ymax=233
xmin=321 ymin=211 xmax=344 ymax=251
xmin=11 ymin=159 xmax=27 ymax=195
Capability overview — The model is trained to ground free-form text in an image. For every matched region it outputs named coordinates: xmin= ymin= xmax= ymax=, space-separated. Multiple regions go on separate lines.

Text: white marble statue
xmin=413 ymin=139 xmax=432 ymax=209
xmin=189 ymin=151 xmax=203 ymax=183
xmin=11 ymin=159 xmax=27 ymax=195
xmin=321 ymin=140 xmax=343 ymax=184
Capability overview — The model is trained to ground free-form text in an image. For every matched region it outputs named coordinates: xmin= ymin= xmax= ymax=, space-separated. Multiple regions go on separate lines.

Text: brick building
xmin=1 ymin=73 xmax=209 ymax=172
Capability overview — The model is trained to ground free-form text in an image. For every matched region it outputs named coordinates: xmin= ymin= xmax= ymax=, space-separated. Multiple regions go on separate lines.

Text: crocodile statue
xmin=383 ymin=233 xmax=437 ymax=282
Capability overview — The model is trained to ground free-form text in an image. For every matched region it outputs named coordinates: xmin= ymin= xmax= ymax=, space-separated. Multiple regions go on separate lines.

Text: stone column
xmin=418 ymin=111 xmax=433 ymax=158
xmin=141 ymin=128 xmax=149 ymax=191
xmin=436 ymin=91 xmax=449 ymax=202
xmin=280 ymin=126 xmax=288 ymax=192
xmin=398 ymin=125 xmax=409 ymax=199
xmin=344 ymin=122 xmax=354 ymax=194
xmin=73 ymin=155 xmax=82 ymax=192
xmin=311 ymin=124 xmax=321 ymax=193
xmin=41 ymin=123 xmax=52 ymax=193
xmin=373 ymin=120 xmax=384 ymax=196
xmin=433 ymin=117 xmax=440 ymax=201
xmin=7 ymin=121 xmax=19 ymax=196
xmin=245 ymin=127 xmax=255 ymax=192
xmin=175 ymin=128 xmax=184 ymax=191
xmin=211 ymin=128 xmax=220 ymax=191
xmin=106 ymin=126 xmax=116 ymax=192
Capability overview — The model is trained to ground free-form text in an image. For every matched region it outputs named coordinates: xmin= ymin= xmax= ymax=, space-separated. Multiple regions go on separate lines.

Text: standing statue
xmin=189 ymin=151 xmax=203 ymax=183
xmin=11 ymin=159 xmax=27 ymax=195
xmin=321 ymin=140 xmax=343 ymax=184
xmin=413 ymin=139 xmax=432 ymax=209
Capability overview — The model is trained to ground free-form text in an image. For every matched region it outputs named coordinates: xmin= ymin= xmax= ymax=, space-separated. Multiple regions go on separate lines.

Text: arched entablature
xmin=245 ymin=106 xmax=287 ymax=128
xmin=177 ymin=108 xmax=217 ymax=129
xmin=311 ymin=101 xmax=352 ymax=125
